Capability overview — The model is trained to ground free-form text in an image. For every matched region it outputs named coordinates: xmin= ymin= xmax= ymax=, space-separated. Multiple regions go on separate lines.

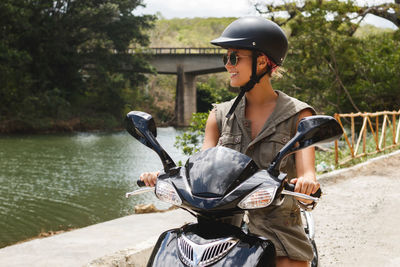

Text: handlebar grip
xmin=285 ymin=183 xmax=295 ymax=192
xmin=311 ymin=188 xmax=322 ymax=198
xmin=137 ymin=180 xmax=146 ymax=187
xmin=285 ymin=183 xmax=322 ymax=198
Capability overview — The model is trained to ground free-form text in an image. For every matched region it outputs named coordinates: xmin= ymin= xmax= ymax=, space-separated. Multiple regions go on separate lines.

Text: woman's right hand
xmin=139 ymin=171 xmax=159 ymax=187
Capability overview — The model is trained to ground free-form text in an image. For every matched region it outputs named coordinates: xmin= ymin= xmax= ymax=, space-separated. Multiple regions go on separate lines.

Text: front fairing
xmin=157 ymin=147 xmax=284 ymax=215
xmin=147 ymin=223 xmax=275 ymax=267
xmin=185 ymin=146 xmax=258 ymax=197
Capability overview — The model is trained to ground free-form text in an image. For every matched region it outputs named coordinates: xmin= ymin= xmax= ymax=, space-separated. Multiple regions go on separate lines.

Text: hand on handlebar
xmin=290 ymin=177 xmax=320 ymax=204
xmin=139 ymin=171 xmax=159 ymax=187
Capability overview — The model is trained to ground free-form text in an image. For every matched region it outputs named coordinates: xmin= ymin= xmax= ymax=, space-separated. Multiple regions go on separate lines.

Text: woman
xmin=141 ymin=17 xmax=320 ymax=266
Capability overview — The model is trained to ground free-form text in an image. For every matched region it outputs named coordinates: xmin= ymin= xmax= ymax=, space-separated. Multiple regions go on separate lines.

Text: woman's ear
xmin=257 ymin=54 xmax=268 ymax=71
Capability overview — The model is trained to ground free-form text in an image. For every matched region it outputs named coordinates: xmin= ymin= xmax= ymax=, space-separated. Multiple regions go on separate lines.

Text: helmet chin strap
xmin=225 ymin=52 xmax=270 ymax=118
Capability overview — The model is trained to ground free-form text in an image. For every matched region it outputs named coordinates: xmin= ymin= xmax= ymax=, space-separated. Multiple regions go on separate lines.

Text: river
xmin=0 ymin=128 xmax=187 ymax=248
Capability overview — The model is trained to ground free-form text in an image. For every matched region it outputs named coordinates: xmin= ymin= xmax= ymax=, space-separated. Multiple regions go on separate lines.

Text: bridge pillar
xmin=175 ymin=65 xmax=197 ymax=126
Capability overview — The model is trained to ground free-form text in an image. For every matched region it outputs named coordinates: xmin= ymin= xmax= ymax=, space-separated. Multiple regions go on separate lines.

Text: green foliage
xmin=170 ymin=7 xmax=399 ymax=162
xmin=121 ymin=17 xmax=236 ymax=124
xmin=315 ymin=125 xmax=400 ymax=173
xmin=174 ymin=76 xmax=236 ymax=156
xmin=148 ymin=17 xmax=236 ymax=47
xmin=267 ymin=0 xmax=400 ymax=114
xmin=174 ymin=112 xmax=208 ymax=156
xmin=3 ymin=1 xmax=399 ymax=135
xmin=197 ymin=76 xmax=236 ymax=112
xmin=0 ymin=0 xmax=155 ymax=132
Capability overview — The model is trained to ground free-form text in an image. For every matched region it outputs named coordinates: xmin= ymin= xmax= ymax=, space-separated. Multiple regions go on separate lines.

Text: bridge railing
xmin=130 ymin=47 xmax=225 ymax=55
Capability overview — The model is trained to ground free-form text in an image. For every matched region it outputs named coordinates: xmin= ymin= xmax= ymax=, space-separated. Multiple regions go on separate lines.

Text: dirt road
xmin=314 ymin=150 xmax=400 ymax=266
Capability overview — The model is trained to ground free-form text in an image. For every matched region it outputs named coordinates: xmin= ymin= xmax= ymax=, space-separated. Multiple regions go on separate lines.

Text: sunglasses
xmin=222 ymin=51 xmax=252 ymax=66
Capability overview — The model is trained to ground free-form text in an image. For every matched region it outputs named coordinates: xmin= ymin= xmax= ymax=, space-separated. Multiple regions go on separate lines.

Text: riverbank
xmin=0 ymin=114 xmax=177 ymax=134
xmin=0 ymin=209 xmax=195 ymax=267
xmin=0 ymin=117 xmax=123 ymax=134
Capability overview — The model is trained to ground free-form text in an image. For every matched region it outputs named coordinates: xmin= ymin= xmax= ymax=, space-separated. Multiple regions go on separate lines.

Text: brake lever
xmin=281 ymin=190 xmax=319 ymax=203
xmin=125 ymin=187 xmax=155 ymax=198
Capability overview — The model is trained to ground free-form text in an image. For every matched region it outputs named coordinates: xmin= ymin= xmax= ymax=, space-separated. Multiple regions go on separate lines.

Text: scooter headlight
xmin=155 ymin=181 xmax=182 ymax=206
xmin=238 ymin=186 xmax=277 ymax=209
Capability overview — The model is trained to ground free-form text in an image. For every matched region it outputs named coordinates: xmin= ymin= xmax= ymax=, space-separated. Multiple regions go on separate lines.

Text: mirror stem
xmin=142 ymin=131 xmax=176 ymax=172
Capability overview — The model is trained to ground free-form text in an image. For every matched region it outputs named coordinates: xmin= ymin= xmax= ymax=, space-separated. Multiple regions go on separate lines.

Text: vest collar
xmin=233 ymin=90 xmax=309 ymax=147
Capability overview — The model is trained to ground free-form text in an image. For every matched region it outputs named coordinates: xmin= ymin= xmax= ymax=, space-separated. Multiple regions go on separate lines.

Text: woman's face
xmin=224 ymin=49 xmax=253 ymax=87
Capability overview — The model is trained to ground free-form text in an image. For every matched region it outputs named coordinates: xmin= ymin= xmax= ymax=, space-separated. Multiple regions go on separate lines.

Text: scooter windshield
xmin=185 ymin=147 xmax=259 ymax=197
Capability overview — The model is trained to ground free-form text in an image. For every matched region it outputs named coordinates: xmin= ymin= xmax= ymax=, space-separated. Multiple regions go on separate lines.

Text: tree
xmin=0 ymin=0 xmax=155 ymax=132
xmin=252 ymin=0 xmax=400 ymax=114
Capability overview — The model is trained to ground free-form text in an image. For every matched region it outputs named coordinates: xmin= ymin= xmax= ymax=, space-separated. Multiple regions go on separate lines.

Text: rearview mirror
xmin=268 ymin=115 xmax=343 ymax=175
xmin=125 ymin=111 xmax=176 ymax=173
xmin=125 ymin=111 xmax=157 ymax=148
xmin=295 ymin=115 xmax=343 ymax=149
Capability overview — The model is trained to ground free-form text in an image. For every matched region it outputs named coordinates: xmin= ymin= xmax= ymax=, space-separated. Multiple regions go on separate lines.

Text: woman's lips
xmin=230 ymin=72 xmax=238 ymax=78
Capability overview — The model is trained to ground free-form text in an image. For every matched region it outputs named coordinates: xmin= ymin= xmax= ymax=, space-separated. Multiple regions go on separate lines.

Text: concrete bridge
xmin=146 ymin=47 xmax=226 ymax=126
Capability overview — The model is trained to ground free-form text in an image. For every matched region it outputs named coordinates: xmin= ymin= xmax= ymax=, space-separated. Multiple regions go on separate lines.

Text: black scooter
xmin=125 ymin=111 xmax=342 ymax=267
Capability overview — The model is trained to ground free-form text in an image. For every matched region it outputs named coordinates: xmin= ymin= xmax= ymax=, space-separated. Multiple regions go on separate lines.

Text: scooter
xmin=125 ymin=111 xmax=342 ymax=267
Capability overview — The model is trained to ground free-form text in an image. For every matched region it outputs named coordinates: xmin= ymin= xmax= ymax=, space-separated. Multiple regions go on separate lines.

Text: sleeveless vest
xmin=213 ymin=90 xmax=316 ymax=260
xmin=213 ymin=90 xmax=315 ymax=180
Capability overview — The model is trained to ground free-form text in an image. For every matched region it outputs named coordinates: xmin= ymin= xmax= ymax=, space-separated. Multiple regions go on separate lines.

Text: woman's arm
xmin=202 ymin=109 xmax=220 ymax=150
xmin=291 ymin=109 xmax=320 ymax=199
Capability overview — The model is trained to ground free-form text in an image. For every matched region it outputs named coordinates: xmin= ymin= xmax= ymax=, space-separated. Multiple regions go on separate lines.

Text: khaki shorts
xmin=248 ymin=196 xmax=314 ymax=262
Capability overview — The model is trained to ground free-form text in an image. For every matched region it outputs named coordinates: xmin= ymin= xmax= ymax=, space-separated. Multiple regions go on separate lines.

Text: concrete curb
xmin=0 ymin=209 xmax=195 ymax=267
xmin=317 ymin=149 xmax=400 ymax=183
xmin=86 ymin=243 xmax=154 ymax=267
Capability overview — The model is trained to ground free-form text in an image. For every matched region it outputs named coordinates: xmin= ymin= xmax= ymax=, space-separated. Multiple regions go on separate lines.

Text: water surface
xmin=0 ymin=128 xmax=186 ymax=248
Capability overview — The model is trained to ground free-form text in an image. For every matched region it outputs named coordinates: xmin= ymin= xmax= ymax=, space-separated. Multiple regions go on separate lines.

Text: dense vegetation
xmin=265 ymin=0 xmax=400 ymax=114
xmin=1 ymin=0 xmax=399 ymax=134
xmin=171 ymin=1 xmax=399 ymax=158
xmin=0 ymin=0 xmax=155 ymax=133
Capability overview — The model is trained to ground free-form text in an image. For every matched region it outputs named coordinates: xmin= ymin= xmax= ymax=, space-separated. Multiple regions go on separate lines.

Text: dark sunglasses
xmin=222 ymin=51 xmax=251 ymax=66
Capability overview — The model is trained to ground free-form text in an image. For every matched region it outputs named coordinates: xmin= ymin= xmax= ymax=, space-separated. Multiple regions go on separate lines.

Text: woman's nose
xmin=225 ymin=61 xmax=233 ymax=70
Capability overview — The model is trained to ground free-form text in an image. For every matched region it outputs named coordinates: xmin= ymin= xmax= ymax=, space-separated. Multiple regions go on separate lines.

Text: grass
xmin=315 ymin=126 xmax=399 ymax=174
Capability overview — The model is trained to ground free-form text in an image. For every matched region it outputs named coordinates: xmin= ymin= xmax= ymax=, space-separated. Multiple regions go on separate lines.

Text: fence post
xmin=363 ymin=115 xmax=367 ymax=154
xmin=393 ymin=112 xmax=396 ymax=145
xmin=334 ymin=113 xmax=339 ymax=166
xmin=334 ymin=110 xmax=400 ymax=167
xmin=351 ymin=115 xmax=355 ymax=150
xmin=396 ymin=112 xmax=400 ymax=144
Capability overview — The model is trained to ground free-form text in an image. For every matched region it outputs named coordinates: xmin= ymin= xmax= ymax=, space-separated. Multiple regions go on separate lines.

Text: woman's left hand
xmin=290 ymin=177 xmax=320 ymax=204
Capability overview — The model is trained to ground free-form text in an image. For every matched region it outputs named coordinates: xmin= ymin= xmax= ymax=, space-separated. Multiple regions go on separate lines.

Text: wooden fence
xmin=334 ymin=110 xmax=400 ymax=166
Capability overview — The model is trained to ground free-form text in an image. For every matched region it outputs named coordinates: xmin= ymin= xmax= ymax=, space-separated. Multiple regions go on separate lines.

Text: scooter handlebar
xmin=284 ymin=183 xmax=322 ymax=198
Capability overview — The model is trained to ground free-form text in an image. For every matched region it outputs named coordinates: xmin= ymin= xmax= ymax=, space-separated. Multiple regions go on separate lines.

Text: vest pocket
xmin=218 ymin=133 xmax=242 ymax=151
xmin=259 ymin=132 xmax=291 ymax=169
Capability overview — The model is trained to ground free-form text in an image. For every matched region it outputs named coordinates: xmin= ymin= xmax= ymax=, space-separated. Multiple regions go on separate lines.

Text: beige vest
xmin=213 ymin=90 xmax=315 ymax=180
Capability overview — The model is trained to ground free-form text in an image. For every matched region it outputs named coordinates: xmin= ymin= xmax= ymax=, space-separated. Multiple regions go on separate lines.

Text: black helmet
xmin=210 ymin=17 xmax=288 ymax=118
xmin=211 ymin=16 xmax=288 ymax=65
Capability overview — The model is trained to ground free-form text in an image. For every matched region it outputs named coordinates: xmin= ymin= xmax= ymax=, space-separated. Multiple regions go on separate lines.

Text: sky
xmin=134 ymin=0 xmax=398 ymax=29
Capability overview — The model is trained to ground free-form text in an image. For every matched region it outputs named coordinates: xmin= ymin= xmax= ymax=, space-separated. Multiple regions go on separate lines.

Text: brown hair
xmin=257 ymin=52 xmax=285 ymax=79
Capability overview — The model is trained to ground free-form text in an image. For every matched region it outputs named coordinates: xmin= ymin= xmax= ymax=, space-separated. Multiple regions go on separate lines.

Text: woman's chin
xmin=230 ymin=80 xmax=246 ymax=87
